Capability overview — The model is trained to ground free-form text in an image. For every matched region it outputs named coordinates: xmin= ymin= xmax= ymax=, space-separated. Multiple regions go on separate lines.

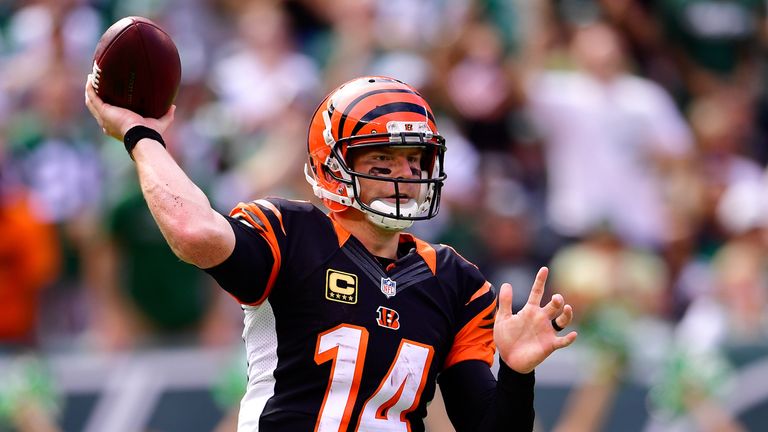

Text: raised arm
xmin=84 ymin=75 xmax=234 ymax=268
xmin=439 ymin=267 xmax=577 ymax=431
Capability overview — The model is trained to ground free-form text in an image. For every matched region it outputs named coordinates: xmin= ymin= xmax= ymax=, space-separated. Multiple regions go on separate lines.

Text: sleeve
xmin=438 ymin=247 xmax=535 ymax=431
xmin=204 ymin=199 xmax=288 ymax=305
xmin=442 ymin=249 xmax=497 ymax=369
xmin=438 ymin=360 xmax=535 ymax=432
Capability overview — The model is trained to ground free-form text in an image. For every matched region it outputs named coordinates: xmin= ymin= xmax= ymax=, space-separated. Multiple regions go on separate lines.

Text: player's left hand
xmin=494 ymin=267 xmax=577 ymax=374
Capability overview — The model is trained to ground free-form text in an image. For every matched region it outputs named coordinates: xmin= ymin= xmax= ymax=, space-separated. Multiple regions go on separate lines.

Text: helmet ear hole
xmin=322 ymin=168 xmax=335 ymax=183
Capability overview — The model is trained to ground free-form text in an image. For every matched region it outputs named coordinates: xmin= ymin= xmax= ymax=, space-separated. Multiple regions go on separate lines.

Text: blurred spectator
xmin=89 ymin=181 xmax=222 ymax=349
xmin=643 ymin=180 xmax=767 ymax=432
xmin=0 ymin=152 xmax=59 ymax=347
xmin=4 ymin=33 xmax=103 ymax=344
xmin=661 ymin=88 xmax=764 ymax=316
xmin=210 ymin=104 xmax=314 ymax=209
xmin=207 ymin=0 xmax=319 ymax=134
xmin=3 ymin=0 xmax=101 ymax=94
xmin=203 ymin=1 xmax=320 ymax=207
xmin=320 ymin=0 xmax=377 ymax=86
xmin=549 ymin=226 xmax=669 ymax=432
xmin=522 ymin=22 xmax=694 ymax=248
xmin=0 ymin=133 xmax=62 ymax=432
xmin=442 ymin=18 xmax=518 ymax=154
xmin=0 ymin=355 xmax=62 ymax=432
xmin=679 ymin=179 xmax=768 ymax=350
xmin=647 ymin=346 xmax=743 ymax=432
xmin=596 ymin=0 xmax=671 ymax=74
xmin=322 ymin=0 xmax=479 ymax=91
xmin=474 ymin=177 xmax=540 ymax=312
xmin=549 ymin=226 xmax=669 ymax=335
xmin=541 ymin=0 xmax=683 ymax=94
xmin=656 ymin=0 xmax=766 ymax=98
xmin=88 ymin=128 xmax=242 ymax=350
xmin=687 ymin=89 xmax=764 ymax=247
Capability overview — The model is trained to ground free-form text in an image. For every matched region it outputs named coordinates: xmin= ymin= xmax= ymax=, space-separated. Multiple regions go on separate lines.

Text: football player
xmin=85 ymin=75 xmax=577 ymax=431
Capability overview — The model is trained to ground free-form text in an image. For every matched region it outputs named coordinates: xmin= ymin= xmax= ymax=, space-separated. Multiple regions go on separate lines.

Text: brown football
xmin=92 ymin=16 xmax=181 ymax=119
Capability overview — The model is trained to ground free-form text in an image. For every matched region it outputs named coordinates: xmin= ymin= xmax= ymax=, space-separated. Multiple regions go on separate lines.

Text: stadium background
xmin=1 ymin=0 xmax=768 ymax=430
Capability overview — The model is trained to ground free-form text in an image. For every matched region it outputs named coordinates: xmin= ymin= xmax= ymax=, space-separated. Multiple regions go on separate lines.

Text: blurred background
xmin=1 ymin=0 xmax=768 ymax=431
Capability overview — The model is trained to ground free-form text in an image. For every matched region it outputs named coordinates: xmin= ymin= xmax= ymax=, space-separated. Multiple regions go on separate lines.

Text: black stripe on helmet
xmin=338 ymin=89 xmax=419 ymax=138
xmin=350 ymin=102 xmax=435 ymax=136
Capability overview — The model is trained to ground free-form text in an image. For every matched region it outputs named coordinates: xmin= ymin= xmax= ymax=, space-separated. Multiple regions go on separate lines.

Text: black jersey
xmin=206 ymin=198 xmax=505 ymax=431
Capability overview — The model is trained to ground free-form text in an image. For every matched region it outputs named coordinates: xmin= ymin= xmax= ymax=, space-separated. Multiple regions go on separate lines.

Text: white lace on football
xmin=91 ymin=62 xmax=102 ymax=90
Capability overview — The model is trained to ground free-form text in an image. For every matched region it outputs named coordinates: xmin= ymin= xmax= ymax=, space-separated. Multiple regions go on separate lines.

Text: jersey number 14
xmin=314 ymin=324 xmax=435 ymax=431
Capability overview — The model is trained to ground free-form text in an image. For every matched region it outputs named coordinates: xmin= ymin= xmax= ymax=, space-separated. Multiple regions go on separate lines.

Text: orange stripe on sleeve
xmin=466 ymin=281 xmax=492 ymax=306
xmin=231 ymin=202 xmax=282 ymax=305
xmin=255 ymin=199 xmax=286 ymax=235
xmin=443 ymin=299 xmax=497 ymax=369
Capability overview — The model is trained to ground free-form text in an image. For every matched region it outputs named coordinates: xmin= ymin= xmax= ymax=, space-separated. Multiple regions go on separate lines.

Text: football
xmin=92 ymin=16 xmax=181 ymax=119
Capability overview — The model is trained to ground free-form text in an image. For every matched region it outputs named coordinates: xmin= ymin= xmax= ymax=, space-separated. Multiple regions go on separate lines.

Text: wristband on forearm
xmin=123 ymin=125 xmax=165 ymax=159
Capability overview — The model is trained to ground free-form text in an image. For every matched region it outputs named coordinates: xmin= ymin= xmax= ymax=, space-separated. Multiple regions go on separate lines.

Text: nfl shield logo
xmin=380 ymin=277 xmax=397 ymax=298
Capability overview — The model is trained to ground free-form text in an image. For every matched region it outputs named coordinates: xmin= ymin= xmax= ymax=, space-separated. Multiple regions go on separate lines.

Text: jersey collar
xmin=327 ymin=213 xmax=437 ymax=275
xmin=398 ymin=233 xmax=437 ymax=275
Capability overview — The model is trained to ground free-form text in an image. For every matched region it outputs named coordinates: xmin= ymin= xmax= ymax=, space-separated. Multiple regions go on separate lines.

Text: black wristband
xmin=123 ymin=125 xmax=165 ymax=159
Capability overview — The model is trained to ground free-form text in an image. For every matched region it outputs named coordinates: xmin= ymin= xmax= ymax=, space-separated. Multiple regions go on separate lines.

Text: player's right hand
xmin=84 ymin=74 xmax=175 ymax=141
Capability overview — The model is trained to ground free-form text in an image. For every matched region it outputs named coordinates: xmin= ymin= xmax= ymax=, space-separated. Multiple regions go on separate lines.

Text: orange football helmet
xmin=304 ymin=76 xmax=446 ymax=230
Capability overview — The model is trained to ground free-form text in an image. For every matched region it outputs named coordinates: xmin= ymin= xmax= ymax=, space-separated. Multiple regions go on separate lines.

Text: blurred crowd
xmin=1 ymin=0 xmax=768 ymax=430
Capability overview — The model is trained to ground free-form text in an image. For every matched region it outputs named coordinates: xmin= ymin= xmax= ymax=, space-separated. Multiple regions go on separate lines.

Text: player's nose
xmin=392 ymin=155 xmax=418 ymax=179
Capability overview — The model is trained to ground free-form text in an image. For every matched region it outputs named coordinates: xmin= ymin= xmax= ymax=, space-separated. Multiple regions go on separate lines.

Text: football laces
xmin=91 ymin=62 xmax=101 ymax=90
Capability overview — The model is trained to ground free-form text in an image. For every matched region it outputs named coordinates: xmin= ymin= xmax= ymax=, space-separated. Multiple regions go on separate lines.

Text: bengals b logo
xmin=376 ymin=306 xmax=400 ymax=330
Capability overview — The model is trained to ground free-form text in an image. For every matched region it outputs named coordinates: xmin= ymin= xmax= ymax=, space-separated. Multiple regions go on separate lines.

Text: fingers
xmin=84 ymin=74 xmax=100 ymax=106
xmin=156 ymin=104 xmax=176 ymax=133
xmin=526 ymin=267 xmax=548 ymax=306
xmin=84 ymin=73 xmax=143 ymax=140
xmin=543 ymin=293 xmax=564 ymax=319
xmin=552 ymin=304 xmax=574 ymax=331
xmin=84 ymin=74 xmax=95 ymax=110
xmin=553 ymin=331 xmax=578 ymax=350
xmin=496 ymin=283 xmax=513 ymax=320
xmin=84 ymin=74 xmax=104 ymax=125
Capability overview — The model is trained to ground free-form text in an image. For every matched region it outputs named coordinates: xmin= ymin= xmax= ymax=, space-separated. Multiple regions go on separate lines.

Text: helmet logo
xmin=386 ymin=121 xmax=432 ymax=135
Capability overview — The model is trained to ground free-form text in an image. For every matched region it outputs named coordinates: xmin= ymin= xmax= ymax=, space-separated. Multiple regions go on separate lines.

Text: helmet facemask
xmin=306 ymin=116 xmax=446 ymax=230
xmin=304 ymin=76 xmax=447 ymax=230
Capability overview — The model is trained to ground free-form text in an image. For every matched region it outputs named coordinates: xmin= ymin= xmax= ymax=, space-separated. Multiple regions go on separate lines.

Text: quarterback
xmin=85 ymin=75 xmax=577 ymax=431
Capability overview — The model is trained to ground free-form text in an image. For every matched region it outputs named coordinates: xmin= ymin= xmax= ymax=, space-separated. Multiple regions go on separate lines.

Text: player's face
xmin=348 ymin=146 xmax=423 ymax=207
